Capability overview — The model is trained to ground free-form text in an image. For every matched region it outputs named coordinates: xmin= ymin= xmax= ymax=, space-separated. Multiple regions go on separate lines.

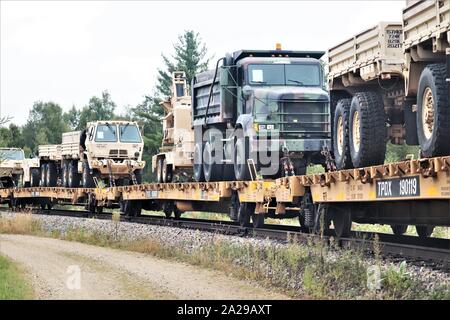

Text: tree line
xmin=0 ymin=30 xmax=211 ymax=181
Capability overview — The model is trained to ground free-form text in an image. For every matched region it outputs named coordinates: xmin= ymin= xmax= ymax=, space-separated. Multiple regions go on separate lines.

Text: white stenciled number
xmin=400 ymin=178 xmax=416 ymax=196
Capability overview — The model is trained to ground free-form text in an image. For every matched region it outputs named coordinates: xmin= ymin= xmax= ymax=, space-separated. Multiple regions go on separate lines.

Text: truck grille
xmin=279 ymin=101 xmax=330 ymax=138
xmin=109 ymin=150 xmax=128 ymax=158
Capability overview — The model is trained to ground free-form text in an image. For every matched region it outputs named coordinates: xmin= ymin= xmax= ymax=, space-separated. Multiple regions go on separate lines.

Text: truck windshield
xmin=95 ymin=124 xmax=118 ymax=142
xmin=248 ymin=64 xmax=321 ymax=86
xmin=119 ymin=124 xmax=142 ymax=143
xmin=0 ymin=149 xmax=24 ymax=160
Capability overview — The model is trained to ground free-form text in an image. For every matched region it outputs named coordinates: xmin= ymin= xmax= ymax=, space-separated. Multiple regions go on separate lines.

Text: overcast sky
xmin=1 ymin=0 xmax=405 ymax=125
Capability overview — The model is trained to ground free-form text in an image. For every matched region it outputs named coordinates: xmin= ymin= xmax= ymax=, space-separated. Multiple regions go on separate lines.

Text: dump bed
xmin=328 ymin=22 xmax=404 ymax=81
xmin=192 ymin=69 xmax=234 ymax=126
xmin=38 ymin=145 xmax=62 ymax=160
xmin=61 ymin=131 xmax=81 ymax=159
xmin=402 ymin=0 xmax=450 ymax=50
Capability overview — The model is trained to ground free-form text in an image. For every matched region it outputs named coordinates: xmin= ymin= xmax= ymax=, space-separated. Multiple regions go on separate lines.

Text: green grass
xmin=1 ymin=214 xmax=448 ymax=299
xmin=0 ymin=255 xmax=33 ymax=300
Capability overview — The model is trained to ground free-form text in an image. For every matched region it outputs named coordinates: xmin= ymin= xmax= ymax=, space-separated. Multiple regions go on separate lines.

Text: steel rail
xmin=1 ymin=207 xmax=449 ymax=267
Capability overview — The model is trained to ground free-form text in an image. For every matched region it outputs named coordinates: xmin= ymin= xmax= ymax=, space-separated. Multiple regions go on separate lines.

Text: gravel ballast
xmin=1 ymin=211 xmax=449 ymax=298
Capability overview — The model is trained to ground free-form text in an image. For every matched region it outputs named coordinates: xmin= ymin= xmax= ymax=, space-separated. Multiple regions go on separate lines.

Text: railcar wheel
xmin=174 ymin=206 xmax=182 ymax=219
xmin=120 ymin=200 xmax=141 ymax=217
xmin=251 ymin=213 xmax=265 ymax=228
xmin=162 ymin=201 xmax=174 ymax=218
xmin=349 ymin=92 xmax=386 ymax=167
xmin=416 ymin=64 xmax=450 ymax=157
xmin=238 ymin=202 xmax=254 ymax=227
xmin=416 ymin=225 xmax=434 ymax=238
xmin=331 ymin=207 xmax=352 ymax=238
xmin=391 ymin=224 xmax=408 ymax=236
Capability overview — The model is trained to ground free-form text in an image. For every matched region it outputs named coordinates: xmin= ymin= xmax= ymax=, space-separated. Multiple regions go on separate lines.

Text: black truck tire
xmin=203 ymin=140 xmax=222 ymax=182
xmin=349 ymin=92 xmax=386 ymax=168
xmin=62 ymin=161 xmax=69 ymax=187
xmin=333 ymin=98 xmax=353 ymax=169
xmin=156 ymin=158 xmax=164 ymax=183
xmin=46 ymin=163 xmax=57 ymax=187
xmin=193 ymin=143 xmax=205 ymax=182
xmin=30 ymin=168 xmax=40 ymax=187
xmin=416 ymin=63 xmax=450 ymax=157
xmin=40 ymin=164 xmax=47 ymax=187
xmin=162 ymin=158 xmax=172 ymax=183
xmin=234 ymin=137 xmax=251 ymax=181
xmin=82 ymin=161 xmax=95 ymax=188
xmin=134 ymin=169 xmax=143 ymax=184
xmin=68 ymin=161 xmax=81 ymax=188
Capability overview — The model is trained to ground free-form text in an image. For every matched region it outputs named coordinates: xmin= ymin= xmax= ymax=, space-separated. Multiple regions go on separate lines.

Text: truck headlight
xmin=258 ymin=124 xmax=266 ymax=130
xmin=266 ymin=124 xmax=275 ymax=130
xmin=134 ymin=152 xmax=140 ymax=158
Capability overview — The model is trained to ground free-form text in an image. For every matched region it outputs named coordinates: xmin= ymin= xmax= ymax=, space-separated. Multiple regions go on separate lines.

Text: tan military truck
xmin=328 ymin=0 xmax=449 ymax=169
xmin=38 ymin=120 xmax=145 ymax=188
xmin=0 ymin=148 xmax=40 ymax=188
xmin=152 ymin=72 xmax=194 ymax=182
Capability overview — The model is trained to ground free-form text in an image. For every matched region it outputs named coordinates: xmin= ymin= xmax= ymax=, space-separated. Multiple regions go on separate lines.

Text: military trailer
xmin=192 ymin=47 xmax=331 ymax=182
xmin=328 ymin=0 xmax=450 ymax=170
xmin=37 ymin=120 xmax=145 ymax=188
xmin=152 ymin=72 xmax=194 ymax=182
xmin=0 ymin=148 xmax=40 ymax=188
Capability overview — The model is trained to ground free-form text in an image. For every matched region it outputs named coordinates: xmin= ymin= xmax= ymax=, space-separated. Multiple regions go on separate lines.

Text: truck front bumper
xmin=251 ymin=138 xmax=331 ymax=153
xmin=89 ymin=160 xmax=146 ymax=176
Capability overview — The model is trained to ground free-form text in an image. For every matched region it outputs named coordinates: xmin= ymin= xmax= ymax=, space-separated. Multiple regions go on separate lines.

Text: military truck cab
xmin=81 ymin=120 xmax=146 ymax=186
xmin=0 ymin=148 xmax=40 ymax=188
xmin=37 ymin=121 xmax=145 ymax=188
xmin=192 ymin=48 xmax=331 ymax=182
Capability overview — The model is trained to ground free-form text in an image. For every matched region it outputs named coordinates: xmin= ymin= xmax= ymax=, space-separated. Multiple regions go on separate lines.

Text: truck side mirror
xmin=242 ymin=85 xmax=253 ymax=100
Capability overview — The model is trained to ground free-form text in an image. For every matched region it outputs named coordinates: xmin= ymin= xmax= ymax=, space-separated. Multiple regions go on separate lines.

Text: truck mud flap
xmin=404 ymin=99 xmax=419 ymax=146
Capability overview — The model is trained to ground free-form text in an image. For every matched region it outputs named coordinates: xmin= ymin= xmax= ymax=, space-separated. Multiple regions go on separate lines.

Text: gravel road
xmin=0 ymin=234 xmax=289 ymax=300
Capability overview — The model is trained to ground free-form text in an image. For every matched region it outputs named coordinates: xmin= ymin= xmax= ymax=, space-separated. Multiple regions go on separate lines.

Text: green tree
xmin=64 ymin=105 xmax=81 ymax=130
xmin=156 ymin=30 xmax=211 ymax=97
xmin=21 ymin=101 xmax=68 ymax=153
xmin=77 ymin=90 xmax=116 ymax=129
xmin=130 ymin=95 xmax=163 ymax=181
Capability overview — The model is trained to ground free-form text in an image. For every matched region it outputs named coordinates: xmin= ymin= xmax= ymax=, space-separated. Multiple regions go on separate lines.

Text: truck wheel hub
xmin=352 ymin=111 xmax=361 ymax=152
xmin=422 ymin=87 xmax=435 ymax=139
xmin=337 ymin=115 xmax=344 ymax=155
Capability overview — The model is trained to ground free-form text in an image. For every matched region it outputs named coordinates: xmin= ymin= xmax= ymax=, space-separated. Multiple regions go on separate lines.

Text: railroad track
xmin=1 ymin=206 xmax=449 ymax=268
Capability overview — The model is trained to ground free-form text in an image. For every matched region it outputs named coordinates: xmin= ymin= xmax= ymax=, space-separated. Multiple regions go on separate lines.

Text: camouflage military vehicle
xmin=38 ymin=121 xmax=145 ymax=188
xmin=152 ymin=72 xmax=194 ymax=182
xmin=0 ymin=148 xmax=40 ymax=188
xmin=328 ymin=0 xmax=449 ymax=169
xmin=192 ymin=46 xmax=331 ymax=182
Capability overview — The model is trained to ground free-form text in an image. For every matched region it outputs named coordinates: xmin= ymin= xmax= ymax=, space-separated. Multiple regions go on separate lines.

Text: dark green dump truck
xmin=192 ymin=49 xmax=331 ymax=182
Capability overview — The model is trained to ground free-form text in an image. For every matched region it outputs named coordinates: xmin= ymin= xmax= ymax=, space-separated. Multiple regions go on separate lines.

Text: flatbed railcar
xmin=1 ymin=156 xmax=449 ymax=238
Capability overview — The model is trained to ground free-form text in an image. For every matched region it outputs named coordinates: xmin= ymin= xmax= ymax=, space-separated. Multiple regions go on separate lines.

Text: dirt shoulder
xmin=0 ymin=234 xmax=289 ymax=300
